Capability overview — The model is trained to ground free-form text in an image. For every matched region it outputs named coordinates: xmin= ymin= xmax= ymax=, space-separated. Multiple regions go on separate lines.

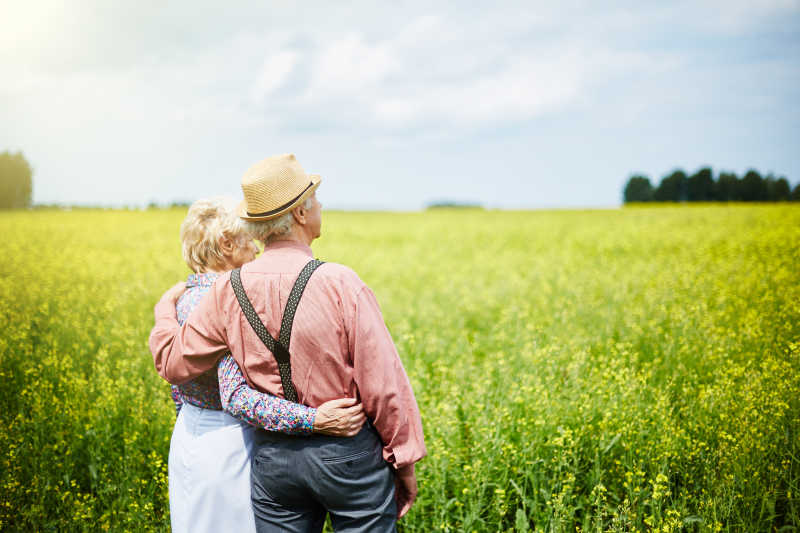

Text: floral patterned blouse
xmin=170 ymin=272 xmax=315 ymax=434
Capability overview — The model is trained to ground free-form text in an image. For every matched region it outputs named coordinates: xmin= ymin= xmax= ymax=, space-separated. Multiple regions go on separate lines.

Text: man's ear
xmin=292 ymin=204 xmax=307 ymax=225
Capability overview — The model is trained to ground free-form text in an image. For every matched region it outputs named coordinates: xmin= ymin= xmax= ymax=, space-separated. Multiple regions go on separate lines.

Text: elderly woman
xmin=167 ymin=198 xmax=365 ymax=533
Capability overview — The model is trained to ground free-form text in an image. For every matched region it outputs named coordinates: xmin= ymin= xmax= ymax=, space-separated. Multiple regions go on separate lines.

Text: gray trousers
xmin=250 ymin=423 xmax=397 ymax=533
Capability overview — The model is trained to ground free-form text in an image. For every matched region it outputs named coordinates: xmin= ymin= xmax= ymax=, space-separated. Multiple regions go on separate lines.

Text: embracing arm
xmin=149 ymin=280 xmax=229 ymax=384
xmin=217 ymin=353 xmax=315 ymax=434
xmin=218 ymin=354 xmax=367 ymax=437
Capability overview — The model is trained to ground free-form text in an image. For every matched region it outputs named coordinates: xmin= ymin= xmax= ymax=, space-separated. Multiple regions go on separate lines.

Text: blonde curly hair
xmin=180 ymin=197 xmax=252 ymax=273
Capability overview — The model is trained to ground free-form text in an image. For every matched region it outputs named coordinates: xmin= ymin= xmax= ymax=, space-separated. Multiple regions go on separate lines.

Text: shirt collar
xmin=186 ymin=271 xmax=220 ymax=288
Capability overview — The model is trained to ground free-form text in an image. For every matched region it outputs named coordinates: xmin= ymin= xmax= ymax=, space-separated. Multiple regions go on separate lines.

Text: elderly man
xmin=149 ymin=154 xmax=426 ymax=532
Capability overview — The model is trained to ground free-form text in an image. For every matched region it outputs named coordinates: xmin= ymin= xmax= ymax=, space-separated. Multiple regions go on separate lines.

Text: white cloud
xmin=695 ymin=0 xmax=800 ymax=31
xmin=1 ymin=1 xmax=797 ymax=207
xmin=250 ymin=50 xmax=299 ymax=104
xmin=243 ymin=16 xmax=672 ymax=128
xmin=370 ymin=52 xmax=585 ymax=124
xmin=309 ymin=34 xmax=398 ymax=94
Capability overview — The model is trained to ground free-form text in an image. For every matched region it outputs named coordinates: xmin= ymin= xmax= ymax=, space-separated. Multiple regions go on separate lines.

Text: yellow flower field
xmin=1 ymin=205 xmax=798 ymax=531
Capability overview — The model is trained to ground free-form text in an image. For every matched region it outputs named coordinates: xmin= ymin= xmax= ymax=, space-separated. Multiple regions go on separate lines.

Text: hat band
xmin=247 ymin=181 xmax=315 ymax=218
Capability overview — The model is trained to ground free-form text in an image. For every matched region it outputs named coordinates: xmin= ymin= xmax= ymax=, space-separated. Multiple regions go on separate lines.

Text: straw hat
xmin=237 ymin=154 xmax=321 ymax=221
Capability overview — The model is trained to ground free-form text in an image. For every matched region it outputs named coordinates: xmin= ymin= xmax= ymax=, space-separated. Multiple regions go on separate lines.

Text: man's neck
xmin=287 ymin=225 xmax=313 ymax=246
xmin=268 ymin=232 xmax=313 ymax=249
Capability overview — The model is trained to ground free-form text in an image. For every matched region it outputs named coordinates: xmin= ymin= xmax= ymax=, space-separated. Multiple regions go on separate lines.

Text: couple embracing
xmin=149 ymin=154 xmax=426 ymax=532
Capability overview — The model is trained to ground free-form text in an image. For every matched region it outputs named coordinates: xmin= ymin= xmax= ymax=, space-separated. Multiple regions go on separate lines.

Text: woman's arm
xmin=170 ymin=385 xmax=183 ymax=418
xmin=217 ymin=353 xmax=316 ymax=434
xmin=218 ymin=354 xmax=367 ymax=436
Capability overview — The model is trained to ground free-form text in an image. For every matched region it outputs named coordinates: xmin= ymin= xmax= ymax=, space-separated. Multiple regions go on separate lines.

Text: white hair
xmin=180 ymin=197 xmax=252 ymax=273
xmin=242 ymin=197 xmax=314 ymax=246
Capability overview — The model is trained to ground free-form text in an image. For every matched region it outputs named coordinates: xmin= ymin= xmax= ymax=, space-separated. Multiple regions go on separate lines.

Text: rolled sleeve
xmin=149 ymin=280 xmax=229 ymax=384
xmin=349 ymin=286 xmax=426 ymax=469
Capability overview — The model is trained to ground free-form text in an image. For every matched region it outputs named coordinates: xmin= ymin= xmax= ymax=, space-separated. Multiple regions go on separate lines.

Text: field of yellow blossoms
xmin=1 ymin=205 xmax=798 ymax=532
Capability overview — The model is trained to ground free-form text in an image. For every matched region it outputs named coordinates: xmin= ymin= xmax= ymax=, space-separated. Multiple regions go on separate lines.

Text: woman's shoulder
xmin=186 ymin=271 xmax=221 ymax=288
xmin=176 ymin=274 xmax=221 ymax=322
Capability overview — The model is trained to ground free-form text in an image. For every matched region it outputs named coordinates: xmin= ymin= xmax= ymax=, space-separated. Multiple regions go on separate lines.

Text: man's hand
xmin=162 ymin=281 xmax=187 ymax=303
xmin=394 ymin=464 xmax=417 ymax=519
xmin=312 ymin=397 xmax=366 ymax=437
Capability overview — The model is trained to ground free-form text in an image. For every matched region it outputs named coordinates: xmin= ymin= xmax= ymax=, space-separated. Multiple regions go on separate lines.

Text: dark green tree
xmin=740 ymin=169 xmax=766 ymax=201
xmin=792 ymin=183 xmax=800 ymax=202
xmin=0 ymin=151 xmax=33 ymax=209
xmin=775 ymin=177 xmax=791 ymax=201
xmin=715 ymin=172 xmax=740 ymax=201
xmin=765 ymin=175 xmax=791 ymax=201
xmin=654 ymin=169 xmax=688 ymax=202
xmin=687 ymin=167 xmax=714 ymax=201
xmin=623 ymin=175 xmax=654 ymax=203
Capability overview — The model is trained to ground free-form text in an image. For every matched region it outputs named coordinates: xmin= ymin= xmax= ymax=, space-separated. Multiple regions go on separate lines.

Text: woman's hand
xmin=312 ymin=397 xmax=366 ymax=437
xmin=162 ymin=281 xmax=187 ymax=303
xmin=394 ymin=463 xmax=417 ymax=519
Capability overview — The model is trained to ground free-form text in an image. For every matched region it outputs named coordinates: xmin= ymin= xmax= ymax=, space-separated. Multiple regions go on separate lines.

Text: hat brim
xmin=238 ymin=175 xmax=321 ymax=221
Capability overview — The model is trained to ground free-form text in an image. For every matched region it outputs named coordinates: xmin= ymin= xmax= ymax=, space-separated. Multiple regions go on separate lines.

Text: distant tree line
xmin=426 ymin=201 xmax=484 ymax=209
xmin=623 ymin=168 xmax=799 ymax=203
xmin=0 ymin=151 xmax=32 ymax=209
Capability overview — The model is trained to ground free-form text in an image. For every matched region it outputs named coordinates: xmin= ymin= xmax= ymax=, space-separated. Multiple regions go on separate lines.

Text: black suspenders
xmin=229 ymin=259 xmax=324 ymax=403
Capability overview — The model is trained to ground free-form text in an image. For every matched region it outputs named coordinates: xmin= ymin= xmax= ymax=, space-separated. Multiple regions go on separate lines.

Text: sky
xmin=1 ymin=1 xmax=798 ymax=209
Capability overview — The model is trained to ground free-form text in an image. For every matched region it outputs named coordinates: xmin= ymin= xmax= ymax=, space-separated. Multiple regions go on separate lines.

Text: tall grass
xmin=1 ymin=205 xmax=798 ymax=531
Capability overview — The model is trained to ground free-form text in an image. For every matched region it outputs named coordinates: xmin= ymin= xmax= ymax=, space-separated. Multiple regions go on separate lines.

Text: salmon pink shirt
xmin=149 ymin=240 xmax=426 ymax=469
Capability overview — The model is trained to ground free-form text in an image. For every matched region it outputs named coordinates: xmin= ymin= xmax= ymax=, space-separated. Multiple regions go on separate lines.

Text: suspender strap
xmin=229 ymin=259 xmax=324 ymax=403
xmin=279 ymin=259 xmax=324 ymax=348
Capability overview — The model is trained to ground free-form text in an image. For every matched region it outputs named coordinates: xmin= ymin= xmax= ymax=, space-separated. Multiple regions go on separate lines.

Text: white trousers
xmin=168 ymin=402 xmax=257 ymax=533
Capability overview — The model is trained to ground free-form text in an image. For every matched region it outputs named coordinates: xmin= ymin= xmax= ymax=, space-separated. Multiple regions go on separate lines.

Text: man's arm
xmin=348 ymin=284 xmax=426 ymax=518
xmin=149 ymin=279 xmax=230 ymax=384
xmin=349 ymin=285 xmax=427 ymax=470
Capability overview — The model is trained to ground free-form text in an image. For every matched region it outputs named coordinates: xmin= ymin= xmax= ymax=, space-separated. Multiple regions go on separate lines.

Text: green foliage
xmin=627 ymin=167 xmax=797 ymax=204
xmin=766 ymin=176 xmax=791 ymax=202
xmin=1 ymin=206 xmax=799 ymax=532
xmin=622 ymin=176 xmax=653 ymax=203
xmin=0 ymin=151 xmax=33 ymax=209
xmin=716 ymin=172 xmax=740 ymax=201
xmin=740 ymin=170 xmax=767 ymax=202
xmin=653 ymin=170 xmax=688 ymax=202
xmin=687 ymin=167 xmax=714 ymax=202
xmin=427 ymin=201 xmax=484 ymax=209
